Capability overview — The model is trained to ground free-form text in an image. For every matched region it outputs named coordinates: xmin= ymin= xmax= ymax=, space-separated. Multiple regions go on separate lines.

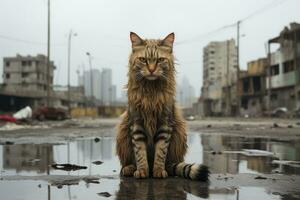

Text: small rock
xmin=287 ymin=125 xmax=293 ymax=128
xmin=92 ymin=161 xmax=103 ymax=165
xmin=97 ymin=192 xmax=112 ymax=197
xmin=94 ymin=138 xmax=100 ymax=143
xmin=273 ymin=123 xmax=280 ymax=128
xmin=207 ymin=124 xmax=212 ymax=128
xmin=57 ymin=185 xmax=63 ymax=189
xmin=5 ymin=141 xmax=14 ymax=145
xmin=51 ymin=163 xmax=87 ymax=171
xmin=38 ymin=184 xmax=42 ymax=188
xmin=254 ymin=176 xmax=267 ymax=180
xmin=211 ymin=151 xmax=216 ymax=155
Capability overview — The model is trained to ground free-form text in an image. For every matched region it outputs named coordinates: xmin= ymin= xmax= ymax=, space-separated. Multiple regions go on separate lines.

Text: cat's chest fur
xmin=129 ymin=89 xmax=173 ymax=136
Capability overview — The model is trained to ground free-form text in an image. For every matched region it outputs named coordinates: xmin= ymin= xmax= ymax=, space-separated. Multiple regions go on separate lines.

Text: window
xmin=27 ymin=61 xmax=32 ymax=66
xmin=283 ymin=60 xmax=294 ymax=73
xmin=6 ymin=73 xmax=10 ymax=79
xmin=21 ymin=61 xmax=26 ymax=66
xmin=22 ymin=72 xmax=29 ymax=78
xmin=271 ymin=93 xmax=278 ymax=101
xmin=6 ymin=62 xmax=10 ymax=67
xmin=253 ymin=77 xmax=261 ymax=91
xmin=271 ymin=64 xmax=279 ymax=76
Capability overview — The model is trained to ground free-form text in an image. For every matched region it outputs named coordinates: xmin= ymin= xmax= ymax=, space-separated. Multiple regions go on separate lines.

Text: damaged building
xmin=239 ymin=58 xmax=268 ymax=117
xmin=266 ymin=22 xmax=300 ymax=114
xmin=0 ymin=54 xmax=85 ymax=111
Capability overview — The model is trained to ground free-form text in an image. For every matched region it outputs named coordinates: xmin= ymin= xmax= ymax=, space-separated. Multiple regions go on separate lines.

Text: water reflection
xmin=201 ymin=135 xmax=300 ymax=174
xmin=0 ymin=133 xmax=300 ymax=200
xmin=3 ymin=144 xmax=54 ymax=173
xmin=116 ymin=178 xmax=209 ymax=200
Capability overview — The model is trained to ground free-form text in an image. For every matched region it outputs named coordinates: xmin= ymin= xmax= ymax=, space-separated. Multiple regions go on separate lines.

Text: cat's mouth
xmin=145 ymin=75 xmax=158 ymax=80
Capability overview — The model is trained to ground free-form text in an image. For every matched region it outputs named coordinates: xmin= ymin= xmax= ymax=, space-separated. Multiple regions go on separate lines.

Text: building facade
xmin=201 ymin=39 xmax=238 ymax=116
xmin=267 ymin=22 xmax=300 ymax=112
xmin=2 ymin=54 xmax=55 ymax=97
xmin=238 ymin=58 xmax=267 ymax=117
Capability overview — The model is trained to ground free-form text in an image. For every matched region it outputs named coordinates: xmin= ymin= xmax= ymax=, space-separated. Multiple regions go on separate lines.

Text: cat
xmin=116 ymin=32 xmax=209 ymax=181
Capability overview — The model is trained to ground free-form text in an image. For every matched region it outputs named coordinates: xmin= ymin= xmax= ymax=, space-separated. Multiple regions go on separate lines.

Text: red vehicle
xmin=33 ymin=107 xmax=69 ymax=121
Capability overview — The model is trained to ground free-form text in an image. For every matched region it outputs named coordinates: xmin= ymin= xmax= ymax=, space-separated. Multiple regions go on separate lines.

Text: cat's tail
xmin=167 ymin=162 xmax=209 ymax=181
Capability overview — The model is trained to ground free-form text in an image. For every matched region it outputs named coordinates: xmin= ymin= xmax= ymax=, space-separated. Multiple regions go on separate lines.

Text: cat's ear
xmin=161 ymin=32 xmax=175 ymax=48
xmin=130 ymin=32 xmax=144 ymax=47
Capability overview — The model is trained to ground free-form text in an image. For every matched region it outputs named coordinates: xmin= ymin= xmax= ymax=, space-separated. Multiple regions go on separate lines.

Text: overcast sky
xmin=0 ymin=0 xmax=299 ymax=97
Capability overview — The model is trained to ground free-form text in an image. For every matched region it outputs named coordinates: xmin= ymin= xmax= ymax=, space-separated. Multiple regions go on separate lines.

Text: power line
xmin=0 ymin=34 xmax=66 ymax=46
xmin=240 ymin=0 xmax=287 ymax=22
xmin=176 ymin=0 xmax=288 ymax=46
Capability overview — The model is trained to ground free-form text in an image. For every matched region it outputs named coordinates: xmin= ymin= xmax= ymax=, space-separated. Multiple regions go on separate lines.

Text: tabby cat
xmin=116 ymin=32 xmax=209 ymax=181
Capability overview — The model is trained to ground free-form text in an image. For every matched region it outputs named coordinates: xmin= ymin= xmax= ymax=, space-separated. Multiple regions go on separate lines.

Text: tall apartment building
xmin=80 ymin=69 xmax=101 ymax=99
xmin=2 ymin=54 xmax=55 ymax=96
xmin=79 ymin=68 xmax=117 ymax=105
xmin=201 ymin=39 xmax=238 ymax=115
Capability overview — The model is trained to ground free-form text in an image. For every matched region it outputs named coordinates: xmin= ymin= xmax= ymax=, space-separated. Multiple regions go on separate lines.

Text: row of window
xmin=5 ymin=60 xmax=40 ymax=67
xmin=5 ymin=73 xmax=47 ymax=80
xmin=270 ymin=60 xmax=295 ymax=75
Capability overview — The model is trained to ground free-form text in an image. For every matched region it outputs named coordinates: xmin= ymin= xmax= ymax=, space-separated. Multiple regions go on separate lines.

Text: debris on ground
xmin=242 ymin=149 xmax=275 ymax=157
xmin=287 ymin=125 xmax=293 ymax=128
xmin=51 ymin=164 xmax=87 ymax=171
xmin=273 ymin=123 xmax=280 ymax=128
xmin=92 ymin=161 xmax=103 ymax=165
xmin=97 ymin=192 xmax=112 ymax=197
xmin=254 ymin=176 xmax=267 ymax=180
xmin=13 ymin=106 xmax=32 ymax=120
xmin=206 ymin=124 xmax=212 ymax=128
xmin=83 ymin=177 xmax=100 ymax=184
xmin=94 ymin=137 xmax=100 ymax=142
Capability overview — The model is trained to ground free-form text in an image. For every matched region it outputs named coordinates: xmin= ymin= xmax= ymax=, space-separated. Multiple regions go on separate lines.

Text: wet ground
xmin=0 ymin=119 xmax=300 ymax=199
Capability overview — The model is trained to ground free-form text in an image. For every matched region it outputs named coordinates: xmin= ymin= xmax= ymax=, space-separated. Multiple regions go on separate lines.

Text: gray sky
xmin=0 ymin=0 xmax=299 ymax=97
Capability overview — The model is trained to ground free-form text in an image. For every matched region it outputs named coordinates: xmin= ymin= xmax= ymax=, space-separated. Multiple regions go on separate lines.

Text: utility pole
xmin=267 ymin=42 xmax=272 ymax=113
xmin=236 ymin=20 xmax=241 ymax=116
xmin=226 ymin=40 xmax=231 ymax=116
xmin=86 ymin=52 xmax=94 ymax=105
xmin=46 ymin=0 xmax=51 ymax=107
xmin=67 ymin=30 xmax=77 ymax=113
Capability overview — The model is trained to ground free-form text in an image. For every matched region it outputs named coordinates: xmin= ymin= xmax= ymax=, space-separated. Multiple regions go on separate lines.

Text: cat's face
xmin=129 ymin=32 xmax=175 ymax=81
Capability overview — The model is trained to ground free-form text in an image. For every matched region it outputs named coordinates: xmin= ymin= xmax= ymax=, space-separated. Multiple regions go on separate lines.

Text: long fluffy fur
xmin=116 ymin=33 xmax=209 ymax=181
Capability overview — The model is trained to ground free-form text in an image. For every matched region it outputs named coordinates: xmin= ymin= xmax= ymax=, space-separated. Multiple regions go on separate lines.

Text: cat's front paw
xmin=121 ymin=165 xmax=136 ymax=177
xmin=153 ymin=168 xmax=168 ymax=178
xmin=134 ymin=168 xmax=149 ymax=179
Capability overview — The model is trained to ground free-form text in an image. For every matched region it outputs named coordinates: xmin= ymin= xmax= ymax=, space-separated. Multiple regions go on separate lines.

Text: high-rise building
xmin=110 ymin=85 xmax=117 ymax=103
xmin=79 ymin=68 xmax=117 ymax=105
xmin=101 ymin=68 xmax=112 ymax=105
xmin=80 ymin=69 xmax=101 ymax=99
xmin=177 ymin=76 xmax=196 ymax=108
xmin=201 ymin=39 xmax=238 ymax=115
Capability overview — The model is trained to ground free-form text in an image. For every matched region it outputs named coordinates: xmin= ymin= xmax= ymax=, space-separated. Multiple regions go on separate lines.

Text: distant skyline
xmin=0 ymin=0 xmax=299 ymax=97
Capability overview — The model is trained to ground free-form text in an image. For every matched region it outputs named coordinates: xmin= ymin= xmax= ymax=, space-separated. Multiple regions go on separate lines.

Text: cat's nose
xmin=148 ymin=64 xmax=156 ymax=73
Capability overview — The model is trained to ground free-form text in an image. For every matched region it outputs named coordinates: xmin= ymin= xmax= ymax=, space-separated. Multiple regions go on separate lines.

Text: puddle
xmin=0 ymin=132 xmax=300 ymax=199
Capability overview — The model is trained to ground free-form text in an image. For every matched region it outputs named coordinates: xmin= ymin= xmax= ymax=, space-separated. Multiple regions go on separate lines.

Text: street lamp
xmin=67 ymin=30 xmax=77 ymax=113
xmin=86 ymin=52 xmax=94 ymax=105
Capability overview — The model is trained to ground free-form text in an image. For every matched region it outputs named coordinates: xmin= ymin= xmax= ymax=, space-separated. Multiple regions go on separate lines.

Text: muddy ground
xmin=0 ymin=117 xmax=300 ymax=199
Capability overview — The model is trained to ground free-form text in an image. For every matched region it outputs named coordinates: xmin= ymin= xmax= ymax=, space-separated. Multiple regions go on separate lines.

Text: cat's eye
xmin=138 ymin=57 xmax=147 ymax=63
xmin=158 ymin=57 xmax=165 ymax=62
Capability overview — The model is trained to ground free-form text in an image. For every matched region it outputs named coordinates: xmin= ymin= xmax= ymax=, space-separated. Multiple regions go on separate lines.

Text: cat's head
xmin=129 ymin=32 xmax=175 ymax=81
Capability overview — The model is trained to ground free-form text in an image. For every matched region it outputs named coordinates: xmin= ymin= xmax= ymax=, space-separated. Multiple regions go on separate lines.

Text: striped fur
xmin=116 ymin=32 xmax=209 ymax=181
